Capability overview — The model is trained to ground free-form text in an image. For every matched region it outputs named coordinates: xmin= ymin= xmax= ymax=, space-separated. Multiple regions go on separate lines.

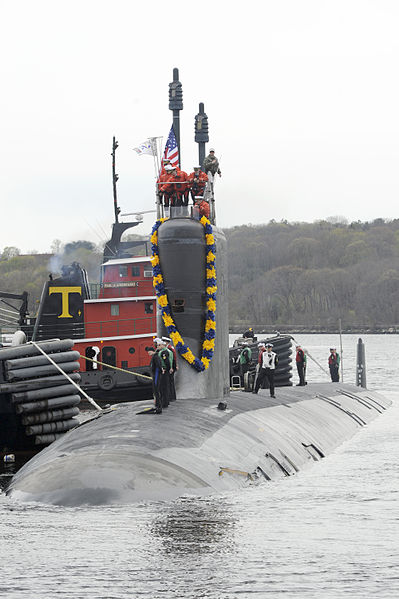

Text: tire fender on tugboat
xmin=98 ymin=372 xmax=116 ymax=391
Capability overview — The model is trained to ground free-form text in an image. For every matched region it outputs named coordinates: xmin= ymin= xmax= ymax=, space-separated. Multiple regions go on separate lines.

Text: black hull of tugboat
xmin=79 ymin=369 xmax=153 ymax=405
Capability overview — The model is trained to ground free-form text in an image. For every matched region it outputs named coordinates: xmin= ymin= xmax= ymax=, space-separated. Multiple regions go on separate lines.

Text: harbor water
xmin=1 ymin=334 xmax=398 ymax=598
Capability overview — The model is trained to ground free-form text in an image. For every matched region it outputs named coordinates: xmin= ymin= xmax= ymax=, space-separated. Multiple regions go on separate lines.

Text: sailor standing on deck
xmin=252 ymin=343 xmax=278 ymax=398
xmin=243 ymin=327 xmax=254 ymax=339
xmin=147 ymin=346 xmax=163 ymax=413
xmin=252 ymin=342 xmax=266 ymax=391
xmin=328 ymin=348 xmax=340 ymax=382
xmin=257 ymin=342 xmax=266 ymax=363
xmin=295 ymin=345 xmax=307 ymax=386
xmin=155 ymin=338 xmax=173 ymax=407
xmin=162 ymin=336 xmax=177 ymax=401
xmin=238 ymin=342 xmax=252 ymax=387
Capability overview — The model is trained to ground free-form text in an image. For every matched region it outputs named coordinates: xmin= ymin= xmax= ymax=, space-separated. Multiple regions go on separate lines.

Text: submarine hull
xmin=6 ymin=383 xmax=391 ymax=506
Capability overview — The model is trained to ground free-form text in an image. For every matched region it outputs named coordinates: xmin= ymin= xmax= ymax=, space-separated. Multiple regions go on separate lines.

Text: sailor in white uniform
xmin=252 ymin=343 xmax=278 ymax=398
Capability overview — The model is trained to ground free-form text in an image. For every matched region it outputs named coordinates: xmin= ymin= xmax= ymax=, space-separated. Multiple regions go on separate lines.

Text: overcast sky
xmin=1 ymin=0 xmax=398 ymax=253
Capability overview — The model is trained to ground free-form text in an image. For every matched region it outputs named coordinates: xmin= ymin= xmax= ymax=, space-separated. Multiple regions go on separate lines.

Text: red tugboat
xmin=73 ymin=252 xmax=156 ymax=401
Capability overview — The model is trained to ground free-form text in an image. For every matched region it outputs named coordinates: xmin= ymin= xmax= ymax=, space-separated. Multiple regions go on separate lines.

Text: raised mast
xmin=103 ymin=137 xmax=141 ymax=262
xmin=111 ymin=136 xmax=120 ymax=223
xmin=194 ymin=102 xmax=209 ymax=170
xmin=168 ymin=68 xmax=183 ymax=167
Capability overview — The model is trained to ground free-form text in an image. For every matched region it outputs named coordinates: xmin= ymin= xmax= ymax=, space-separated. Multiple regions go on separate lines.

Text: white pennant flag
xmin=133 ymin=139 xmax=156 ymax=156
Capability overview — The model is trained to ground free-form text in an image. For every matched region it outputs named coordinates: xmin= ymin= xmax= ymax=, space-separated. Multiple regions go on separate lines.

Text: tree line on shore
xmin=1 ymin=218 xmax=399 ymax=329
xmin=225 ymin=217 xmax=399 ymax=329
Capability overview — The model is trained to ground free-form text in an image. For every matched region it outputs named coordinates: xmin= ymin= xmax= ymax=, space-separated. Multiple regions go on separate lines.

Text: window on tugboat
xmin=111 ymin=304 xmax=119 ymax=316
xmin=131 ymin=266 xmax=140 ymax=277
xmin=144 ymin=302 xmax=153 ymax=314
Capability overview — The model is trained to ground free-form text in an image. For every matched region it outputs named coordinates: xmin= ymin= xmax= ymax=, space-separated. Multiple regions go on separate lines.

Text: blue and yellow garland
xmin=150 ymin=216 xmax=217 ymax=372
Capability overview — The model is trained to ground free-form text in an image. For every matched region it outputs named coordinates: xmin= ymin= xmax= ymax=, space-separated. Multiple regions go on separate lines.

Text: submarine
xmin=6 ymin=69 xmax=391 ymax=506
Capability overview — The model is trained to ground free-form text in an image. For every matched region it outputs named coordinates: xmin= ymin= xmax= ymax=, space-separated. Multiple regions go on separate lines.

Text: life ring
xmin=98 ymin=372 xmax=116 ymax=391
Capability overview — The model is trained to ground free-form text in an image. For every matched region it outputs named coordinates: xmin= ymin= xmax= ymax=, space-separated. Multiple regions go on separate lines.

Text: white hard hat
xmin=164 ymin=164 xmax=173 ymax=171
xmin=209 ymin=148 xmax=215 ymax=152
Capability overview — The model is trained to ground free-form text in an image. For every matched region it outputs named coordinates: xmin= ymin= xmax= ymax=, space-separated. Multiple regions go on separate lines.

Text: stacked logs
xmin=0 ymin=339 xmax=81 ymax=446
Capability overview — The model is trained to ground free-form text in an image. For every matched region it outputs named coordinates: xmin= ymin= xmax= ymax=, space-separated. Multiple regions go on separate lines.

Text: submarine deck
xmin=72 ymin=382 xmax=388 ymax=451
xmin=7 ymin=383 xmax=390 ymax=505
xmin=76 ymin=383 xmax=387 ymax=450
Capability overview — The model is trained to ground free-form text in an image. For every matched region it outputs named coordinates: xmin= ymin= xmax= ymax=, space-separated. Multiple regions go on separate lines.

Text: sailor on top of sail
xmin=159 ymin=166 xmax=189 ymax=207
xmin=203 ymin=149 xmax=221 ymax=177
xmin=188 ymin=166 xmax=208 ymax=201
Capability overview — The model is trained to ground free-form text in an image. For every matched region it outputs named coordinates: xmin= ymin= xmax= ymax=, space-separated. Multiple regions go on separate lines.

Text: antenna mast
xmin=169 ymin=68 xmax=183 ymax=167
xmin=112 ymin=136 xmax=120 ymax=223
xmin=195 ymin=102 xmax=209 ymax=170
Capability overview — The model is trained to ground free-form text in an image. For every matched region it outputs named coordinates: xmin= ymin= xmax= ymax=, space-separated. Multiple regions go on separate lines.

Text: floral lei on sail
xmin=150 ymin=216 xmax=217 ymax=372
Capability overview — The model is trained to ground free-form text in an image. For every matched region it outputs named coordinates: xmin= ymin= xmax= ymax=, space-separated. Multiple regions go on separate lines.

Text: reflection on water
xmin=150 ymin=495 xmax=236 ymax=555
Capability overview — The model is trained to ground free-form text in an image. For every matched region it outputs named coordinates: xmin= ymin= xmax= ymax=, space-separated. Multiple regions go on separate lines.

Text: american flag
xmin=162 ymin=126 xmax=179 ymax=169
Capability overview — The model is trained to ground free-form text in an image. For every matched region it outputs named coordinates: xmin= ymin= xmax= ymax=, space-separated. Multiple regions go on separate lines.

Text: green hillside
xmin=225 ymin=218 xmax=399 ymax=331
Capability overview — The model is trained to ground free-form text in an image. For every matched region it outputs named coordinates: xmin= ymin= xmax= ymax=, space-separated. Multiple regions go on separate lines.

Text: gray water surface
xmin=1 ymin=334 xmax=398 ymax=598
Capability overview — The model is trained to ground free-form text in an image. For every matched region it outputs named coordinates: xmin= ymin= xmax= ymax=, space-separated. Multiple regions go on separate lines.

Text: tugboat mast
xmin=103 ymin=137 xmax=142 ymax=261
xmin=112 ymin=136 xmax=120 ymax=223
